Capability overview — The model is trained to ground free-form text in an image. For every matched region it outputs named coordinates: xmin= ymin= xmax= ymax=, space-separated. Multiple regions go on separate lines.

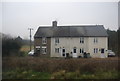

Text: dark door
xmin=101 ymin=48 xmax=104 ymax=53
xmin=62 ymin=49 xmax=65 ymax=57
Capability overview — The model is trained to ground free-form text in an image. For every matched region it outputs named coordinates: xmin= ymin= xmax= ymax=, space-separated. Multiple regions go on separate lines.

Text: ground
xmin=2 ymin=45 xmax=120 ymax=79
xmin=2 ymin=57 xmax=119 ymax=79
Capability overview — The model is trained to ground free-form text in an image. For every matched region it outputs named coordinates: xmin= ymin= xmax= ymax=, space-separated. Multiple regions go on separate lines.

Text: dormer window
xmin=42 ymin=37 xmax=47 ymax=44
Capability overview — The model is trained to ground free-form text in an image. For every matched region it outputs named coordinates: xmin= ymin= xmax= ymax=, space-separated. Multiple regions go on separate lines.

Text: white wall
xmin=88 ymin=37 xmax=108 ymax=58
xmin=51 ymin=37 xmax=108 ymax=58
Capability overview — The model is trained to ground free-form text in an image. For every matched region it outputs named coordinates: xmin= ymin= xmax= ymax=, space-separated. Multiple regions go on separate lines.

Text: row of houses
xmin=34 ymin=21 xmax=108 ymax=58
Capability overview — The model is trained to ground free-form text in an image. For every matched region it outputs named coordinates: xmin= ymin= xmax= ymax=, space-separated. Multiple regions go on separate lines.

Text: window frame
xmin=80 ymin=48 xmax=84 ymax=54
xmin=55 ymin=48 xmax=59 ymax=53
xmin=42 ymin=37 xmax=47 ymax=44
xmin=80 ymin=37 xmax=84 ymax=44
xmin=94 ymin=48 xmax=98 ymax=53
xmin=42 ymin=46 xmax=47 ymax=54
xmin=55 ymin=38 xmax=59 ymax=44
xmin=94 ymin=37 xmax=98 ymax=43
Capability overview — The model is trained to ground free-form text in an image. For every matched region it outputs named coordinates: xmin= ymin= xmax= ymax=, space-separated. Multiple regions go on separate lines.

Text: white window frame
xmin=80 ymin=37 xmax=84 ymax=44
xmin=42 ymin=37 xmax=47 ymax=44
xmin=55 ymin=48 xmax=59 ymax=53
xmin=36 ymin=46 xmax=40 ymax=49
xmin=94 ymin=48 xmax=98 ymax=53
xmin=42 ymin=46 xmax=47 ymax=54
xmin=36 ymin=46 xmax=40 ymax=50
xmin=94 ymin=37 xmax=98 ymax=43
xmin=55 ymin=38 xmax=59 ymax=44
xmin=80 ymin=48 xmax=84 ymax=54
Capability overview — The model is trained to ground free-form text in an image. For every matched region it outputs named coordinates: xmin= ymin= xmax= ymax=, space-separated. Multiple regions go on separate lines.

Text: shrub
xmin=3 ymin=57 xmax=119 ymax=79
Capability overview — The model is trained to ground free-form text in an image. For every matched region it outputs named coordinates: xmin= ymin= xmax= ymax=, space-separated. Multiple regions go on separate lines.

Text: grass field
xmin=20 ymin=45 xmax=34 ymax=52
xmin=20 ymin=45 xmax=34 ymax=56
xmin=2 ymin=57 xmax=119 ymax=79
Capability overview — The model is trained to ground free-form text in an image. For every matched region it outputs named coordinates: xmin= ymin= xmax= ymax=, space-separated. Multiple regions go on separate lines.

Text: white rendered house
xmin=34 ymin=21 xmax=108 ymax=58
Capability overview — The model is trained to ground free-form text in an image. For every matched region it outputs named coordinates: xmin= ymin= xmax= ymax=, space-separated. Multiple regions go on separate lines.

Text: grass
xmin=51 ymin=69 xmax=119 ymax=79
xmin=3 ymin=68 xmax=51 ymax=79
xmin=20 ymin=45 xmax=34 ymax=52
xmin=2 ymin=57 xmax=119 ymax=79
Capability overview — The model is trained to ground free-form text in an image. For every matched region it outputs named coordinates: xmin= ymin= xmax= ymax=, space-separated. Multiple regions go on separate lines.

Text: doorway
xmin=73 ymin=48 xmax=77 ymax=58
xmin=62 ymin=48 xmax=66 ymax=57
xmin=101 ymin=48 xmax=105 ymax=58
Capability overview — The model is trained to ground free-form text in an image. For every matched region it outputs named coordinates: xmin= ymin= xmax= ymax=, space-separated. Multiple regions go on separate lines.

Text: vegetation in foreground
xmin=3 ymin=57 xmax=119 ymax=79
xmin=2 ymin=29 xmax=120 ymax=79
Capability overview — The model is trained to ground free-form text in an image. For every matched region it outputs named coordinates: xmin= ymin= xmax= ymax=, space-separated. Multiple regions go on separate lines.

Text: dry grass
xmin=3 ymin=57 xmax=119 ymax=73
xmin=20 ymin=45 xmax=34 ymax=52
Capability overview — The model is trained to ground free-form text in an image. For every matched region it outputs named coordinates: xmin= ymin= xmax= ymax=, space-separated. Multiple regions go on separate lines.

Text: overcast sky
xmin=1 ymin=1 xmax=119 ymax=39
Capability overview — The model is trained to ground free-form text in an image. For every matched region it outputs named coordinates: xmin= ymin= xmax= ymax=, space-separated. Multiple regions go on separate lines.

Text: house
xmin=34 ymin=21 xmax=108 ymax=58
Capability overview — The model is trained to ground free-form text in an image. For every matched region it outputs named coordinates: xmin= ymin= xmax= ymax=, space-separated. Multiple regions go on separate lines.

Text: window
xmin=80 ymin=48 xmax=84 ymax=53
xmin=55 ymin=48 xmax=59 ymax=53
xmin=94 ymin=48 xmax=98 ymax=53
xmin=42 ymin=37 xmax=47 ymax=44
xmin=94 ymin=38 xmax=98 ymax=43
xmin=36 ymin=46 xmax=40 ymax=51
xmin=42 ymin=46 xmax=47 ymax=54
xmin=80 ymin=37 xmax=84 ymax=43
xmin=55 ymin=38 xmax=59 ymax=44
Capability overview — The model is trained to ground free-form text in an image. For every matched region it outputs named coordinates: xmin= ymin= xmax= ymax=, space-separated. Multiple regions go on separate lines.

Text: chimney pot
xmin=52 ymin=21 xmax=57 ymax=27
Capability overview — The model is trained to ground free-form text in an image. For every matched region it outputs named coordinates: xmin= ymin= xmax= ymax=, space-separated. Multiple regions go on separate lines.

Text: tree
xmin=107 ymin=29 xmax=118 ymax=56
xmin=2 ymin=34 xmax=22 ymax=57
xmin=117 ymin=28 xmax=120 ymax=56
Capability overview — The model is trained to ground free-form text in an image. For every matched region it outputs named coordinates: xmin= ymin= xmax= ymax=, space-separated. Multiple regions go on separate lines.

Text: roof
xmin=34 ymin=25 xmax=108 ymax=38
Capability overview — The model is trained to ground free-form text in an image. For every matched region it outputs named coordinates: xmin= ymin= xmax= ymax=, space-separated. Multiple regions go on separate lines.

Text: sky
xmin=1 ymin=1 xmax=119 ymax=39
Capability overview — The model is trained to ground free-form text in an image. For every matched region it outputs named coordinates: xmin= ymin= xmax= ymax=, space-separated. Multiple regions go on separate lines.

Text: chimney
xmin=52 ymin=21 xmax=57 ymax=27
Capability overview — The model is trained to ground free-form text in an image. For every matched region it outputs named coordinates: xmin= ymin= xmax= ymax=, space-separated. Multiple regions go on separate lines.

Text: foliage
xmin=2 ymin=35 xmax=22 ymax=57
xmin=117 ymin=28 xmax=120 ymax=56
xmin=3 ymin=57 xmax=119 ymax=79
xmin=3 ymin=68 xmax=51 ymax=79
xmin=107 ymin=29 xmax=119 ymax=56
xmin=51 ymin=69 xmax=118 ymax=79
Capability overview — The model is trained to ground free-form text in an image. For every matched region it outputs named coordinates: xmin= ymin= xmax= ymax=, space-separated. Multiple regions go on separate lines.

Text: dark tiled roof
xmin=34 ymin=25 xmax=108 ymax=38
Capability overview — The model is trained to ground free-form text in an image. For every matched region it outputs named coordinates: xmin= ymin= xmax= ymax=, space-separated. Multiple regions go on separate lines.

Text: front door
xmin=101 ymin=48 xmax=105 ymax=58
xmin=62 ymin=49 xmax=66 ymax=57
xmin=73 ymin=48 xmax=77 ymax=58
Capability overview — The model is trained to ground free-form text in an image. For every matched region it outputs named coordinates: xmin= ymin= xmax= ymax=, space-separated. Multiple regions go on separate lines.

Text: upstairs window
xmin=94 ymin=48 xmax=98 ymax=53
xmin=42 ymin=37 xmax=47 ymax=44
xmin=80 ymin=48 xmax=84 ymax=53
xmin=80 ymin=37 xmax=84 ymax=43
xmin=55 ymin=48 xmax=59 ymax=53
xmin=94 ymin=37 xmax=98 ymax=43
xmin=55 ymin=38 xmax=59 ymax=44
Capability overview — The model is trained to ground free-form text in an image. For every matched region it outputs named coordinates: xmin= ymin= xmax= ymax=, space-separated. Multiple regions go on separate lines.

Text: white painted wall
xmin=88 ymin=37 xmax=108 ymax=58
xmin=51 ymin=37 xmax=108 ymax=58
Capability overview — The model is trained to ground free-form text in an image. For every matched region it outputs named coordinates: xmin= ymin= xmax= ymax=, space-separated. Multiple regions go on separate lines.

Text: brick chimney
xmin=52 ymin=21 xmax=57 ymax=27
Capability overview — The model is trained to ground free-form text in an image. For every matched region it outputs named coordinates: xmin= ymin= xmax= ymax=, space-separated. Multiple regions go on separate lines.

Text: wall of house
xmin=88 ymin=37 xmax=108 ymax=58
xmin=51 ymin=37 xmax=108 ymax=58
xmin=51 ymin=37 xmax=88 ymax=57
xmin=34 ymin=38 xmax=51 ymax=57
